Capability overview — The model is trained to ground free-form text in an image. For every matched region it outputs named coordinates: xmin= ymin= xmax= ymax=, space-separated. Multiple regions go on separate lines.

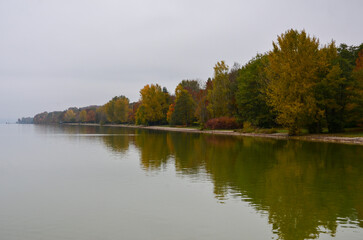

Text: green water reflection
xmin=54 ymin=125 xmax=363 ymax=240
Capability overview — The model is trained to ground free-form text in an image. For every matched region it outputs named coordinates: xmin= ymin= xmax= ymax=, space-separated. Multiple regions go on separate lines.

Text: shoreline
xmin=63 ymin=123 xmax=363 ymax=146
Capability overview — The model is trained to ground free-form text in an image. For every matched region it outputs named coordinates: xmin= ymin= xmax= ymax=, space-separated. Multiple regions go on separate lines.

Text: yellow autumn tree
xmin=114 ymin=96 xmax=129 ymax=123
xmin=135 ymin=84 xmax=169 ymax=125
xmin=104 ymin=96 xmax=129 ymax=123
xmin=64 ymin=109 xmax=76 ymax=122
xmin=266 ymin=29 xmax=327 ymax=135
xmin=79 ymin=110 xmax=87 ymax=123
xmin=166 ymin=103 xmax=175 ymax=124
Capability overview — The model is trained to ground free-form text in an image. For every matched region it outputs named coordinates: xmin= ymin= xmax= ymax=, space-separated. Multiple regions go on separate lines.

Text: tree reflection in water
xmin=102 ymin=128 xmax=363 ymax=240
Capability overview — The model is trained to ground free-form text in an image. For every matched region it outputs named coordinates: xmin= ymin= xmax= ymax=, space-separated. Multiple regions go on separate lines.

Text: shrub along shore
xmin=21 ymin=29 xmax=363 ymax=136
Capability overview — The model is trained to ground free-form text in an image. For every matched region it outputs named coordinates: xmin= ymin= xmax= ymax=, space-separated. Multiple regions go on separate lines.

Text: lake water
xmin=0 ymin=124 xmax=362 ymax=240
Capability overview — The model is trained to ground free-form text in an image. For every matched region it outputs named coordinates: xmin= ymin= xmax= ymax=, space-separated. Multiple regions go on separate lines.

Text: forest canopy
xmin=26 ymin=29 xmax=363 ymax=135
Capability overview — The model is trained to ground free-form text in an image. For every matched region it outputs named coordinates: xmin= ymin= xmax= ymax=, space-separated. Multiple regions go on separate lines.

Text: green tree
xmin=207 ymin=61 xmax=232 ymax=118
xmin=314 ymin=43 xmax=363 ymax=132
xmin=227 ymin=63 xmax=241 ymax=117
xmin=168 ymin=85 xmax=196 ymax=125
xmin=314 ymin=43 xmax=346 ymax=133
xmin=135 ymin=105 xmax=147 ymax=125
xmin=236 ymin=54 xmax=275 ymax=128
xmin=335 ymin=43 xmax=363 ymax=128
xmin=195 ymin=78 xmax=212 ymax=125
xmin=178 ymin=80 xmax=200 ymax=101
xmin=352 ymin=49 xmax=363 ymax=125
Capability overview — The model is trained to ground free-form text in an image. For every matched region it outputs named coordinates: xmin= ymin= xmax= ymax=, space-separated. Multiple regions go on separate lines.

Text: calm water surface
xmin=0 ymin=124 xmax=362 ymax=240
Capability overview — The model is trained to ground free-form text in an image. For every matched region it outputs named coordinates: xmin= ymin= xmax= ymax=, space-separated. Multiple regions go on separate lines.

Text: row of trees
xmin=30 ymin=29 xmax=363 ymax=135
xmin=33 ymin=106 xmax=102 ymax=124
xmin=17 ymin=117 xmax=33 ymax=124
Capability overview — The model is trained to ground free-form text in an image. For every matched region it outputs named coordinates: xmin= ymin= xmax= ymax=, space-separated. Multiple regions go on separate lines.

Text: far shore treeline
xmin=18 ymin=29 xmax=363 ymax=135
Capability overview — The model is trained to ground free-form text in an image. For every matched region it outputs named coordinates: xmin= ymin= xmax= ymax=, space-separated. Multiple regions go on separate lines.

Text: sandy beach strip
xmin=63 ymin=123 xmax=363 ymax=145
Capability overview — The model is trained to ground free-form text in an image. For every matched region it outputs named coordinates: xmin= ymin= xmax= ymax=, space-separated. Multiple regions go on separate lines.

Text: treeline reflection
xmin=43 ymin=125 xmax=363 ymax=240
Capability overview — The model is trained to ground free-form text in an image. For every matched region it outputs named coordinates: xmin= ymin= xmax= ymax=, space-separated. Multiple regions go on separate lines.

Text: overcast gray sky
xmin=1 ymin=0 xmax=362 ymax=121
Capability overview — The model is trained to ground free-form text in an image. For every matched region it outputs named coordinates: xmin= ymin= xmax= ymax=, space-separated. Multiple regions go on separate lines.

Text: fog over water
xmin=1 ymin=0 xmax=362 ymax=121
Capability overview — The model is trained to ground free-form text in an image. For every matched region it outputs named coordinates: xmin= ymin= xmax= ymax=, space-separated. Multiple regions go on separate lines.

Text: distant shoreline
xmin=62 ymin=123 xmax=363 ymax=146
